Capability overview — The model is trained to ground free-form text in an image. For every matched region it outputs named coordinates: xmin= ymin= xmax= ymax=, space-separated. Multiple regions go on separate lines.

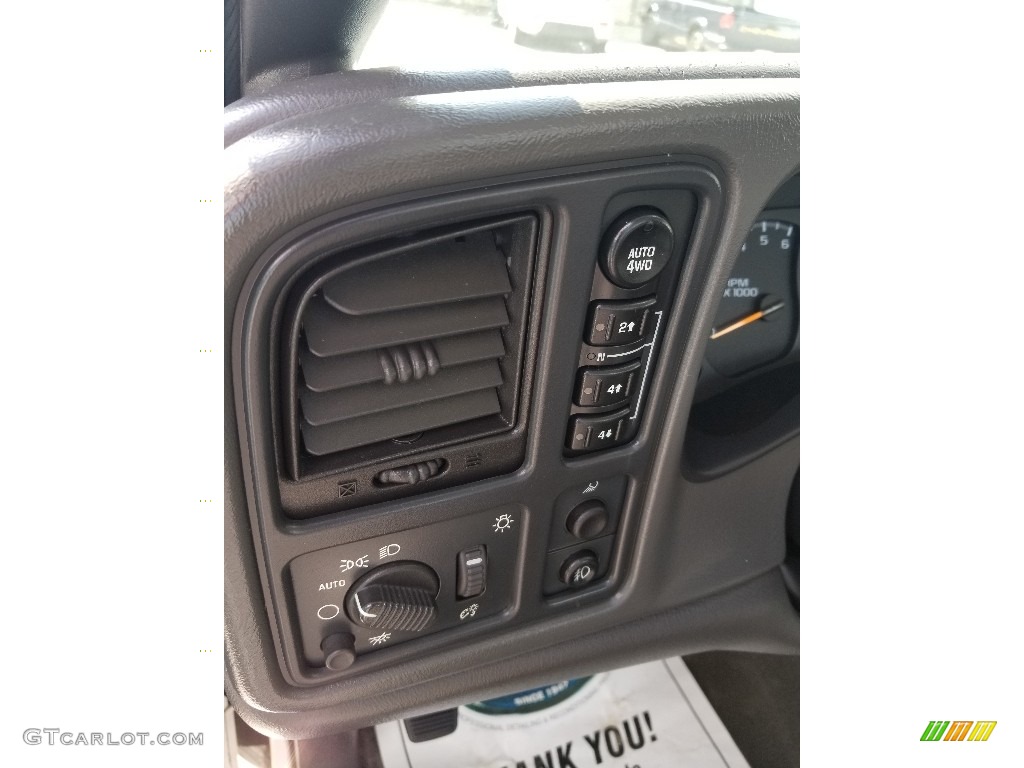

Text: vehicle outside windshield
xmin=357 ymin=0 xmax=800 ymax=68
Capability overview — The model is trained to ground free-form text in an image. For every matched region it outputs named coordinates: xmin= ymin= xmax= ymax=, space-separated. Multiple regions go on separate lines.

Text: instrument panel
xmin=707 ymin=216 xmax=799 ymax=377
xmin=697 ymin=193 xmax=800 ymax=406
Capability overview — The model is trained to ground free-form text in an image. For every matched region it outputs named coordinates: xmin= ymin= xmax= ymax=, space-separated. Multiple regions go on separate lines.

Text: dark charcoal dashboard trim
xmin=225 ymin=70 xmax=799 ymax=738
xmin=234 ymin=159 xmax=723 ymax=687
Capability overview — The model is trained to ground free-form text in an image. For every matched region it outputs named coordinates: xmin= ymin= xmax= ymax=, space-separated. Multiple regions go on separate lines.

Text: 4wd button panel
xmin=563 ymin=193 xmax=692 ymax=456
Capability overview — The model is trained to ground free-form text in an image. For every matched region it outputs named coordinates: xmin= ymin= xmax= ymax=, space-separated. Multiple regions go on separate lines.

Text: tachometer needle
xmin=710 ymin=300 xmax=785 ymax=340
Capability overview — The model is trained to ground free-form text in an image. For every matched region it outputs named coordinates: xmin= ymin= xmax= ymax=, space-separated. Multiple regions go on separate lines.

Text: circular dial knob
xmin=345 ymin=562 xmax=440 ymax=633
xmin=601 ymin=207 xmax=674 ymax=288
xmin=559 ymin=551 xmax=599 ymax=587
xmin=321 ymin=633 xmax=357 ymax=671
xmin=566 ymin=500 xmax=609 ymax=539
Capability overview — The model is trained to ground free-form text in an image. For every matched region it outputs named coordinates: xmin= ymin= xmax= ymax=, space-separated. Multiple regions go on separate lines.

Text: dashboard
xmin=225 ymin=59 xmax=800 ymax=738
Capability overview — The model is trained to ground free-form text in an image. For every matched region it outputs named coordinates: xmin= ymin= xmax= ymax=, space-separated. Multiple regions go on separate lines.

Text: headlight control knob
xmin=345 ymin=562 xmax=440 ymax=633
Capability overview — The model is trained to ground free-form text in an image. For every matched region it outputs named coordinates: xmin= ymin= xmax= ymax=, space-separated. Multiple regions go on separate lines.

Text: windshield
xmin=357 ymin=0 xmax=800 ymax=69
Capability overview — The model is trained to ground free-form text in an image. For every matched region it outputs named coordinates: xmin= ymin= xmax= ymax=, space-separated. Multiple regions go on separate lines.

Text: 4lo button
xmin=566 ymin=408 xmax=630 ymax=453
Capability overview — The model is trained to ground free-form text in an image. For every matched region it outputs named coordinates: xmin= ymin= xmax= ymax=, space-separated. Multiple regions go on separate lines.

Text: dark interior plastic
xmin=281 ymin=214 xmax=537 ymax=491
xmin=225 ymin=55 xmax=799 ymax=739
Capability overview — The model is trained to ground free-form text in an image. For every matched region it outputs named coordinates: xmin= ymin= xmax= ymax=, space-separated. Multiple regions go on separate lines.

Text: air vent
xmin=281 ymin=215 xmax=539 ymax=496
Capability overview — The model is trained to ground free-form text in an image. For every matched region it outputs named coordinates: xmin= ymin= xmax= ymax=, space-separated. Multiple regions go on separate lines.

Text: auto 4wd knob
xmin=600 ymin=207 xmax=674 ymax=288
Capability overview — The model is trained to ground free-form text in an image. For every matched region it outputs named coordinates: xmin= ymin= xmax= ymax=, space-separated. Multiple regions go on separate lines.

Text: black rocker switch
xmin=456 ymin=546 xmax=487 ymax=599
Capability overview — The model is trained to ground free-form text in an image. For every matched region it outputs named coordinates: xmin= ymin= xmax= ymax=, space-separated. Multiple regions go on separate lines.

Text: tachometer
xmin=706 ymin=218 xmax=798 ymax=377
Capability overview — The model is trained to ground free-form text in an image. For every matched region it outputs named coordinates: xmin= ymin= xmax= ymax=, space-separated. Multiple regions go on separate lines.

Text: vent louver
xmin=281 ymin=215 xmax=538 ymax=489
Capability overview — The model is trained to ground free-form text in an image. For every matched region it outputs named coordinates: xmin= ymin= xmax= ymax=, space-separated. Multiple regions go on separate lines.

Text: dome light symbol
xmin=493 ymin=513 xmax=514 ymax=533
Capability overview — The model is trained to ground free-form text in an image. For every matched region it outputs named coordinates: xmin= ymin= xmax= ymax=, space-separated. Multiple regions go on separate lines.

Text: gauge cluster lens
xmin=706 ymin=219 xmax=798 ymax=377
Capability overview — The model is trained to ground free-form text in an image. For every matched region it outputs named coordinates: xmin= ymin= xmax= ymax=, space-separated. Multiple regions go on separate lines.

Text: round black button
xmin=559 ymin=551 xmax=599 ymax=588
xmin=601 ymin=207 xmax=674 ymax=288
xmin=566 ymin=500 xmax=609 ymax=539
xmin=321 ymin=633 xmax=357 ymax=671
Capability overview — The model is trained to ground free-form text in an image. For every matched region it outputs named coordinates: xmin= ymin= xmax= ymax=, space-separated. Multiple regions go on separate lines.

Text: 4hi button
xmin=601 ymin=207 xmax=674 ymax=288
